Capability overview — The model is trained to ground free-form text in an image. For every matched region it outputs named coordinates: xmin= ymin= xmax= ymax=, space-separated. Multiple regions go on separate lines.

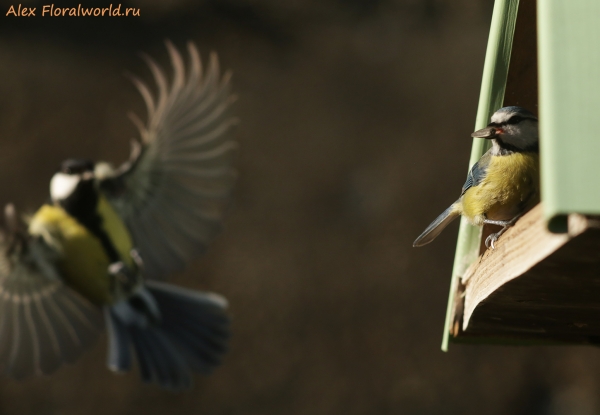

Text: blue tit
xmin=413 ymin=106 xmax=539 ymax=249
xmin=0 ymin=41 xmax=237 ymax=390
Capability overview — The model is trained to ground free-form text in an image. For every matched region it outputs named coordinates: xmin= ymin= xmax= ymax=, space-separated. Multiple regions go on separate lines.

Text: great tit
xmin=0 ymin=41 xmax=237 ymax=390
xmin=413 ymin=106 xmax=539 ymax=249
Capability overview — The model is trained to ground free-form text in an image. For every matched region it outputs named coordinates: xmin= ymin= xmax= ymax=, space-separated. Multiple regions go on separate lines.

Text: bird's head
xmin=50 ymin=159 xmax=95 ymax=202
xmin=471 ymin=106 xmax=539 ymax=152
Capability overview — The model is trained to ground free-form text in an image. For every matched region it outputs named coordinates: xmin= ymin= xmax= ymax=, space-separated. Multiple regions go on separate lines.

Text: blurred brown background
xmin=0 ymin=0 xmax=599 ymax=414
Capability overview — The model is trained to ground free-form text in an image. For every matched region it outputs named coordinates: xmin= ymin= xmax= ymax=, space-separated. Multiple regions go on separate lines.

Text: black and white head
xmin=50 ymin=159 xmax=95 ymax=203
xmin=471 ymin=106 xmax=539 ymax=153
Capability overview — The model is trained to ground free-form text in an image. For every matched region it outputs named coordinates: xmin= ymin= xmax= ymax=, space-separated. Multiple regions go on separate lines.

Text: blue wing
xmin=461 ymin=149 xmax=492 ymax=195
xmin=414 ymin=149 xmax=493 ymax=247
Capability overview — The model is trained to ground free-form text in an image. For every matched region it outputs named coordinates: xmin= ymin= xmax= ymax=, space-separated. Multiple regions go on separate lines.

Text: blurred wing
xmin=461 ymin=150 xmax=492 ymax=195
xmin=0 ymin=235 xmax=103 ymax=379
xmin=100 ymin=41 xmax=237 ymax=280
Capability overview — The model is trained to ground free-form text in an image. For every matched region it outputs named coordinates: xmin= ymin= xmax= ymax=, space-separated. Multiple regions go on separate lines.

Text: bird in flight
xmin=0 ymin=41 xmax=238 ymax=390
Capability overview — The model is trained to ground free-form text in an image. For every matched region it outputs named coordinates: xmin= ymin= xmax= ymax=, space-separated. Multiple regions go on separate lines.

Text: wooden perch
xmin=450 ymin=203 xmax=600 ymax=344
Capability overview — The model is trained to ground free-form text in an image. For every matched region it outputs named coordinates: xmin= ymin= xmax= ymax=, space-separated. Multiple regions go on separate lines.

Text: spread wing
xmin=0 ymin=226 xmax=103 ymax=379
xmin=461 ymin=149 xmax=492 ymax=195
xmin=99 ymin=41 xmax=237 ymax=280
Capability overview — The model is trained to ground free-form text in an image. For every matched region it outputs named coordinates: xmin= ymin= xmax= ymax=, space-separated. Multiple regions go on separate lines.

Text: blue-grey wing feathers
xmin=461 ymin=150 xmax=492 ymax=195
xmin=414 ymin=150 xmax=492 ymax=247
xmin=0 ymin=235 xmax=103 ymax=379
xmin=100 ymin=41 xmax=237 ymax=281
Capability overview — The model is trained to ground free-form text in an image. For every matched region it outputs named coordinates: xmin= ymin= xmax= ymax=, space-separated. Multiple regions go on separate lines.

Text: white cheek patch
xmin=50 ymin=173 xmax=80 ymax=201
xmin=491 ymin=111 xmax=512 ymax=124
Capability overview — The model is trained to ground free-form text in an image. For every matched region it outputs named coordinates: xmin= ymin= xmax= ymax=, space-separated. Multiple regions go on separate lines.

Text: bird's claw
xmin=485 ymin=233 xmax=499 ymax=250
xmin=483 ymin=213 xmax=524 ymax=250
xmin=484 ymin=224 xmax=511 ymax=250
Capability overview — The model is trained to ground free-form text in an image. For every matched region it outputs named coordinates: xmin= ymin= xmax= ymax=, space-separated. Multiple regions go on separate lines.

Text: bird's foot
xmin=485 ymin=232 xmax=501 ymax=250
xmin=483 ymin=214 xmax=523 ymax=250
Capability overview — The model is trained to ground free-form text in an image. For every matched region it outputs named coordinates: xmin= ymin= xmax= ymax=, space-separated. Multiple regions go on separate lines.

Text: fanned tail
xmin=105 ymin=281 xmax=230 ymax=390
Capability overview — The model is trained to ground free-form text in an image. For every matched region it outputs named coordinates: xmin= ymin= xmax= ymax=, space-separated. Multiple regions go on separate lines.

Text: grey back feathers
xmin=100 ymin=41 xmax=237 ymax=281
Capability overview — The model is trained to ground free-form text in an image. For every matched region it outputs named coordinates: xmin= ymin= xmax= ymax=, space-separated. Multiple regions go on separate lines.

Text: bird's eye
xmin=507 ymin=116 xmax=523 ymax=124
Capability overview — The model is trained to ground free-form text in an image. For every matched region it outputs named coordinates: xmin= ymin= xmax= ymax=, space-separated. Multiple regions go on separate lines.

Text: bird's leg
xmin=108 ymin=261 xmax=137 ymax=289
xmin=108 ymin=250 xmax=144 ymax=298
xmin=130 ymin=248 xmax=144 ymax=269
xmin=483 ymin=214 xmax=523 ymax=250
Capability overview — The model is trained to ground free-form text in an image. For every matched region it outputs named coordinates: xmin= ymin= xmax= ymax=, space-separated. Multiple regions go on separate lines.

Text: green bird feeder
xmin=443 ymin=0 xmax=600 ymax=350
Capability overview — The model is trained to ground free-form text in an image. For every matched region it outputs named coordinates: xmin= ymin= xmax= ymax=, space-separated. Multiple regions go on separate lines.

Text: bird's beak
xmin=471 ymin=126 xmax=502 ymax=139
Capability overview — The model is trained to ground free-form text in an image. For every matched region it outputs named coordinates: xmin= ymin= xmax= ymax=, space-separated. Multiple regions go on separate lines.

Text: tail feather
xmin=129 ymin=327 xmax=191 ymax=390
xmin=161 ymin=312 xmax=228 ymax=352
xmin=163 ymin=324 xmax=226 ymax=372
xmin=413 ymin=204 xmax=460 ymax=247
xmin=148 ymin=282 xmax=229 ymax=375
xmin=128 ymin=329 xmax=152 ymax=382
xmin=105 ymin=308 xmax=132 ymax=372
xmin=106 ymin=281 xmax=230 ymax=390
xmin=159 ymin=306 xmax=230 ymax=346
xmin=151 ymin=293 xmax=230 ymax=332
xmin=163 ymin=332 xmax=217 ymax=374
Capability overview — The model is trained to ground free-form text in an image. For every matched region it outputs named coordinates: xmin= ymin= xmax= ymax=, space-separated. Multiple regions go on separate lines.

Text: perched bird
xmin=413 ymin=106 xmax=539 ymax=249
xmin=0 ymin=41 xmax=237 ymax=390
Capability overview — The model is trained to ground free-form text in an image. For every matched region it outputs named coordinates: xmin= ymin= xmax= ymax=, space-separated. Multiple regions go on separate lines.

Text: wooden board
xmin=450 ymin=204 xmax=600 ymax=344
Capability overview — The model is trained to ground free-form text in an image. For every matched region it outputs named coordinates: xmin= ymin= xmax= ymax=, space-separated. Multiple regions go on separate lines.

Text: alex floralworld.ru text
xmin=6 ymin=4 xmax=140 ymax=16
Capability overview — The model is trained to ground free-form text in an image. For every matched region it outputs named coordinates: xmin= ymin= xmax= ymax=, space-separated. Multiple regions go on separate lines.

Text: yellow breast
xmin=28 ymin=196 xmax=134 ymax=305
xmin=460 ymin=152 xmax=539 ymax=225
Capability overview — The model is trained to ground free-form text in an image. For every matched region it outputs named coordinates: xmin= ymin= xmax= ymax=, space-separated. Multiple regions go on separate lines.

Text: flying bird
xmin=0 ymin=41 xmax=237 ymax=390
xmin=413 ymin=106 xmax=539 ymax=249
